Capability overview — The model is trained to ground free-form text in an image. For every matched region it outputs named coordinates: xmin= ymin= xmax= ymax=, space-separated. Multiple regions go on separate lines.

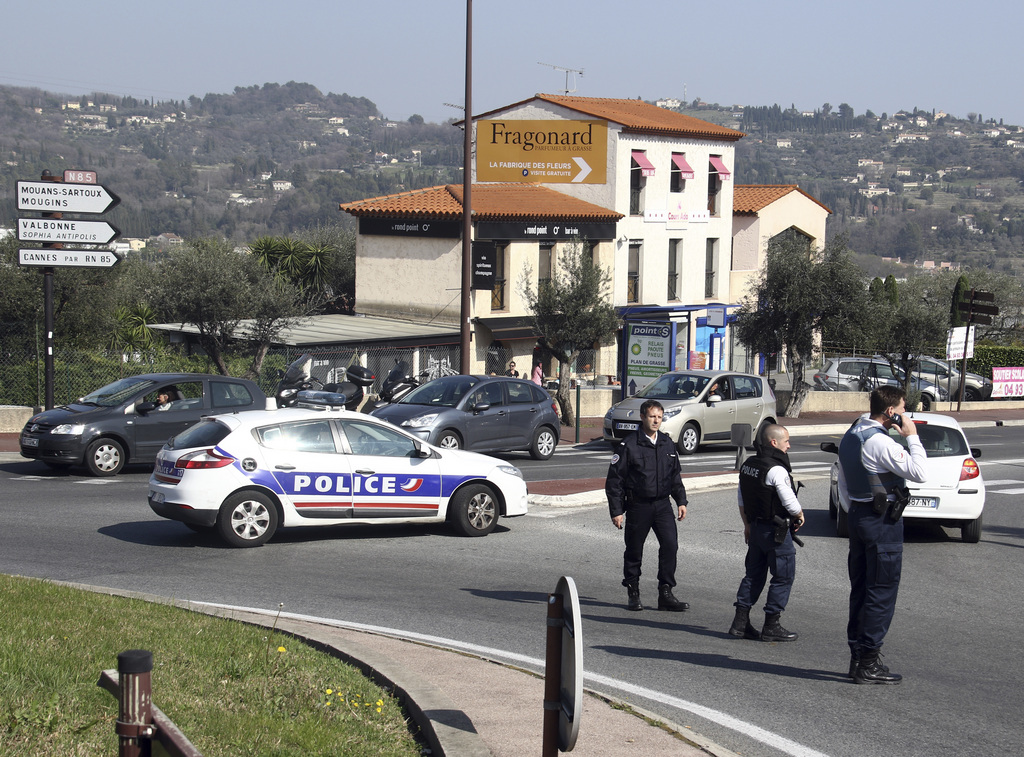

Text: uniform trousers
xmin=735 ymin=520 xmax=796 ymax=616
xmin=622 ymin=498 xmax=678 ymax=587
xmin=847 ymin=502 xmax=904 ymax=653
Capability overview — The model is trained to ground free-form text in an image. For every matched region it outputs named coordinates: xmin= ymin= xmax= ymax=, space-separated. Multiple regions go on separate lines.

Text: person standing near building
xmin=506 ymin=361 xmax=518 ymax=377
xmin=606 ymin=400 xmax=689 ymax=612
xmin=531 ymin=361 xmax=544 ymax=386
xmin=729 ymin=424 xmax=803 ymax=642
xmin=838 ymin=386 xmax=928 ymax=685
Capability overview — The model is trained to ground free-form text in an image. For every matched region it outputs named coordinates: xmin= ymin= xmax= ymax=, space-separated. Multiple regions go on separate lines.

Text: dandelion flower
xmin=326 ymin=689 xmax=333 ymax=695
xmin=277 ymin=646 xmax=286 ymax=653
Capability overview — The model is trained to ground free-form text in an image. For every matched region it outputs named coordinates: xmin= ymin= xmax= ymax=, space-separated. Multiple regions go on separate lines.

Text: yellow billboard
xmin=476 ymin=119 xmax=607 ymax=184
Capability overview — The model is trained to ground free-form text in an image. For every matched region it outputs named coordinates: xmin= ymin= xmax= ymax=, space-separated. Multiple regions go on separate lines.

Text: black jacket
xmin=606 ymin=430 xmax=688 ymax=518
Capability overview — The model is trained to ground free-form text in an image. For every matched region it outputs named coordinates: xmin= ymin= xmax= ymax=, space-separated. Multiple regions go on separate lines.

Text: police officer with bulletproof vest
xmin=838 ymin=385 xmax=928 ymax=684
xmin=606 ymin=399 xmax=689 ymax=612
xmin=729 ymin=424 xmax=804 ymax=642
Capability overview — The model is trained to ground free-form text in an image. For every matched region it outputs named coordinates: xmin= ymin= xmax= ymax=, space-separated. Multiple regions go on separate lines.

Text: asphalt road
xmin=2 ymin=431 xmax=1023 ymax=757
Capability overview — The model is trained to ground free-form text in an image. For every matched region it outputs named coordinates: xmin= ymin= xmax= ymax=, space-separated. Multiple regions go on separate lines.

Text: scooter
xmin=373 ymin=360 xmax=425 ymax=409
xmin=275 ymin=354 xmax=375 ymax=411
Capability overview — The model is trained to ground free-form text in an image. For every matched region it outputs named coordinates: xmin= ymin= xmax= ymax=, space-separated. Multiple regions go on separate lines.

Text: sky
xmin=2 ymin=0 xmax=1022 ymax=128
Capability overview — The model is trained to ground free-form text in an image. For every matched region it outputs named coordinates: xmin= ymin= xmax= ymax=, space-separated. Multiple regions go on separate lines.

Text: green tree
xmin=518 ymin=239 xmax=618 ymax=425
xmin=950 ymin=274 xmax=971 ymax=328
xmin=735 ymin=234 xmax=868 ymax=416
xmin=154 ymin=239 xmax=308 ymax=378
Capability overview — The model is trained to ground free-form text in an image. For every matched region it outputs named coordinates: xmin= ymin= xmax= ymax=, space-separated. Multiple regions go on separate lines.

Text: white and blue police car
xmin=147 ymin=401 xmax=528 ymax=547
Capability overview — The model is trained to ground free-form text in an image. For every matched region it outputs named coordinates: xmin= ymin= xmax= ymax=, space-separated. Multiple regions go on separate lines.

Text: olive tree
xmin=735 ymin=233 xmax=867 ymax=416
xmin=518 ymin=239 xmax=619 ymax=425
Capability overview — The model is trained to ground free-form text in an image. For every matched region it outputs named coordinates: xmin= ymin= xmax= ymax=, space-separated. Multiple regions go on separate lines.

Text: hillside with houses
xmin=1 ymin=83 xmax=1022 ymax=273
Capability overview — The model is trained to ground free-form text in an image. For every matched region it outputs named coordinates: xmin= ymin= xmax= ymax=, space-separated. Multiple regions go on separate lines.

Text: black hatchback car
xmin=19 ymin=373 xmax=267 ymax=476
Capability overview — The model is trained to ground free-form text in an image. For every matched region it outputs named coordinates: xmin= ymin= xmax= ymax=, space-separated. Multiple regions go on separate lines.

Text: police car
xmin=147 ymin=404 xmax=528 ymax=547
xmin=820 ymin=412 xmax=985 ymax=543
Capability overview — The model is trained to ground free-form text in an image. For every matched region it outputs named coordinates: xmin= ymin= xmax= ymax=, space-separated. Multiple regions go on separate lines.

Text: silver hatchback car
xmin=603 ymin=370 xmax=778 ymax=454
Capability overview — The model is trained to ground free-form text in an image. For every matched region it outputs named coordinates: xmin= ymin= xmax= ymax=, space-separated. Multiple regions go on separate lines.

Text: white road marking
xmin=990 ymin=487 xmax=1024 ymax=495
xmin=199 ymin=602 xmax=832 ymax=757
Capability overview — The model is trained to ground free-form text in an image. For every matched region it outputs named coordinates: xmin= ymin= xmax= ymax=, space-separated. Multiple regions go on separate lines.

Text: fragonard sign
xmin=476 ymin=119 xmax=607 ymax=184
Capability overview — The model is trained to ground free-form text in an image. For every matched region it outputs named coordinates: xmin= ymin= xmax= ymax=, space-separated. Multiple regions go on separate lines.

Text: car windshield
xmin=888 ymin=423 xmax=969 ymax=458
xmin=636 ymin=373 xmax=710 ymax=400
xmin=399 ymin=376 xmax=480 ymax=407
xmin=79 ymin=376 xmax=155 ymax=407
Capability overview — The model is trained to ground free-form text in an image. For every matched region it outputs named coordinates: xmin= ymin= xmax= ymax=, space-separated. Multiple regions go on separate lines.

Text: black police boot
xmin=625 ymin=581 xmax=643 ymax=611
xmin=848 ymin=649 xmax=861 ymax=679
xmin=728 ymin=605 xmax=761 ymax=640
xmin=761 ymin=613 xmax=798 ymax=642
xmin=657 ymin=584 xmax=689 ymax=611
xmin=854 ymin=650 xmax=902 ymax=685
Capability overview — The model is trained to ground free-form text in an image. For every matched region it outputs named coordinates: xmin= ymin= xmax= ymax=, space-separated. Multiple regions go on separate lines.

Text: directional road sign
xmin=16 ymin=181 xmax=120 ymax=214
xmin=17 ymin=218 xmax=120 ymax=245
xmin=19 ymin=248 xmax=123 ymax=268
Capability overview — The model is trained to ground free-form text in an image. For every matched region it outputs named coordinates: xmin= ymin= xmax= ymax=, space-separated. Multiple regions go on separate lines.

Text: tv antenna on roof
xmin=538 ymin=62 xmax=583 ymax=95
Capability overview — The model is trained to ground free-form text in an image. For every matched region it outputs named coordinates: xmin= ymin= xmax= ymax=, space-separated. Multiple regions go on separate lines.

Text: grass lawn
xmin=0 ymin=574 xmax=422 ymax=756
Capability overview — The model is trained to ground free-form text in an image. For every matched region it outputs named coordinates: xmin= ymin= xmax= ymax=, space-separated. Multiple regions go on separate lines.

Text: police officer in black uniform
xmin=729 ymin=423 xmax=804 ymax=641
xmin=606 ymin=399 xmax=689 ymax=612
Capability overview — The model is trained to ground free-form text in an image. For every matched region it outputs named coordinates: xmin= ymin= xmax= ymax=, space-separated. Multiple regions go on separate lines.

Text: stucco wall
xmin=356 ymin=235 xmax=462 ymax=323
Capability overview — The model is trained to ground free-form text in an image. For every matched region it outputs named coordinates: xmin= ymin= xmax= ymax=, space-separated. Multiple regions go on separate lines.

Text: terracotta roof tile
xmin=339 ymin=183 xmax=622 ymax=222
xmin=473 ymin=95 xmax=745 ymax=142
xmin=733 ymin=184 xmax=832 ymax=215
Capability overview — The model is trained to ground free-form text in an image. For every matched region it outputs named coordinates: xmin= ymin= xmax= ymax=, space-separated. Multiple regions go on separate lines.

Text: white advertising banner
xmin=946 ymin=326 xmax=975 ymax=361
xmin=992 ymin=367 xmax=1024 ymax=398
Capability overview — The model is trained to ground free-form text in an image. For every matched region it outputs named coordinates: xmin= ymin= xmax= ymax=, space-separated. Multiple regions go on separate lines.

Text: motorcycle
xmin=373 ymin=360 xmax=426 ymax=409
xmin=275 ymin=354 xmax=376 ymax=412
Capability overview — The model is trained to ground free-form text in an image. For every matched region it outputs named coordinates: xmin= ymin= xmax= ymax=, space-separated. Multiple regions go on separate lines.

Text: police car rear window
xmin=166 ymin=418 xmax=232 ymax=449
xmin=887 ymin=424 xmax=969 ymax=458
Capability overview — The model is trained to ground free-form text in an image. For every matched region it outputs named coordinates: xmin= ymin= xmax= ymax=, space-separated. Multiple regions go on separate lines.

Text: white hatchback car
xmin=148 ymin=405 xmax=528 ymax=547
xmin=821 ymin=412 xmax=985 ymax=543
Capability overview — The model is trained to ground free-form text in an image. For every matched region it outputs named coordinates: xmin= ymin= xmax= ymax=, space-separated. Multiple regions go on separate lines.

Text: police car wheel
xmin=217 ymin=491 xmax=279 ymax=547
xmin=85 ymin=438 xmax=126 ymax=477
xmin=437 ymin=431 xmax=462 ymax=450
xmin=450 ymin=484 xmax=499 ymax=537
xmin=677 ymin=423 xmax=699 ymax=456
xmin=836 ymin=502 xmax=850 ymax=538
xmin=530 ymin=427 xmax=557 ymax=460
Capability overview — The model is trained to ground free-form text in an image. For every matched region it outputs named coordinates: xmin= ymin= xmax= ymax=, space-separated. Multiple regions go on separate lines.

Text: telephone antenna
xmin=538 ymin=62 xmax=584 ymax=95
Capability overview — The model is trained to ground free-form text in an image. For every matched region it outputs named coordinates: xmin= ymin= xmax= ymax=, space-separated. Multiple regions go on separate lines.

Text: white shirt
xmin=837 ymin=417 xmax=928 ymax=508
xmin=737 ymin=465 xmax=802 ymax=517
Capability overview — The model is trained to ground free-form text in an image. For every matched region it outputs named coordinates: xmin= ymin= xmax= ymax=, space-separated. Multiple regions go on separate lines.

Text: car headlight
xmin=662 ymin=406 xmax=682 ymax=419
xmin=51 ymin=424 xmax=85 ymax=435
xmin=401 ymin=413 xmax=438 ymax=428
xmin=497 ymin=465 xmax=523 ymax=479
xmin=604 ymin=407 xmax=614 ymax=420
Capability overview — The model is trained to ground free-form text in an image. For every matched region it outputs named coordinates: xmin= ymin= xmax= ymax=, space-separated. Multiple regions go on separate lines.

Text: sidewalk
xmin=6 ymin=405 xmax=1024 ymax=756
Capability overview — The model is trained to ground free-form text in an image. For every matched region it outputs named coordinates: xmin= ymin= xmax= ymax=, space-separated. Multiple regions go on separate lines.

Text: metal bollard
xmin=116 ymin=650 xmax=155 ymax=757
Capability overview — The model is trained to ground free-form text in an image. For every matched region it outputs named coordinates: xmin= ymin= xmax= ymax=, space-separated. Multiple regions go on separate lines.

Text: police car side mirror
xmin=820 ymin=441 xmax=838 ymax=455
xmin=414 ymin=442 xmax=433 ymax=459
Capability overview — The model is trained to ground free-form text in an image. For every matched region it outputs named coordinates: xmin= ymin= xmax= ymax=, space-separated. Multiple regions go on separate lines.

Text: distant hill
xmin=2 ymin=83 xmax=1022 ymax=273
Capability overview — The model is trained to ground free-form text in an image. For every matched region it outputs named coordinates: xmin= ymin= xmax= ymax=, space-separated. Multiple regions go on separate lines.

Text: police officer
xmin=729 ymin=424 xmax=804 ymax=642
xmin=606 ymin=399 xmax=689 ymax=612
xmin=838 ymin=386 xmax=927 ymax=684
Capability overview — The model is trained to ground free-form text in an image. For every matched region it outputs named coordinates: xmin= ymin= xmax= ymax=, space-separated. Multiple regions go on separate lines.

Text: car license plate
xmin=908 ymin=496 xmax=939 ymax=509
xmin=22 ymin=436 xmax=39 ymax=447
xmin=615 ymin=422 xmax=639 ymax=432
xmin=150 ymin=490 xmax=165 ymax=504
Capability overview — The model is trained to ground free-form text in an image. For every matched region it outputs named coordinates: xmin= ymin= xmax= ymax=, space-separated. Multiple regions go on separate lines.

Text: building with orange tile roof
xmin=340 ymin=95 xmax=826 ymax=382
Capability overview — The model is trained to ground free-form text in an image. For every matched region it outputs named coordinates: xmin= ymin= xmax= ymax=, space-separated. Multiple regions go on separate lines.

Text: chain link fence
xmin=0 ymin=344 xmax=464 ymax=408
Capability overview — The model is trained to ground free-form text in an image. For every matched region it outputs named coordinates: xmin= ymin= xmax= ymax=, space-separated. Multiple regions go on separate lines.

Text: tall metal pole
xmin=460 ymin=0 xmax=473 ymax=373
xmin=40 ymin=170 xmax=62 ymax=410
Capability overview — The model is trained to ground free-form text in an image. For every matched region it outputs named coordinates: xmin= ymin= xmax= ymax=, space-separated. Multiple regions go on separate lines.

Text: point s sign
xmin=476 ymin=119 xmax=607 ymax=184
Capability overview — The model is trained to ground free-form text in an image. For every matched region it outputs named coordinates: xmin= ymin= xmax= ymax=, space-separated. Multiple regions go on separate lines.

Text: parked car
xmin=820 ymin=412 xmax=984 ymax=543
xmin=900 ymin=355 xmax=992 ymax=402
xmin=147 ymin=403 xmax=528 ymax=546
xmin=19 ymin=373 xmax=267 ymax=476
xmin=369 ymin=375 xmax=560 ymax=460
xmin=814 ymin=357 xmax=948 ymax=410
xmin=603 ymin=370 xmax=778 ymax=455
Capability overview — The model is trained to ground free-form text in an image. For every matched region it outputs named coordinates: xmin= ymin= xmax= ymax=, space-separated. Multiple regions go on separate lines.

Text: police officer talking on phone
xmin=837 ymin=385 xmax=928 ymax=684
xmin=606 ymin=399 xmax=689 ymax=612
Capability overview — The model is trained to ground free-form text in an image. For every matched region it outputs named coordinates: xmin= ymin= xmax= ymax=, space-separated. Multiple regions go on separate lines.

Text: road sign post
xmin=955 ymin=290 xmax=999 ymax=409
xmin=16 ymin=169 xmax=121 ymax=409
